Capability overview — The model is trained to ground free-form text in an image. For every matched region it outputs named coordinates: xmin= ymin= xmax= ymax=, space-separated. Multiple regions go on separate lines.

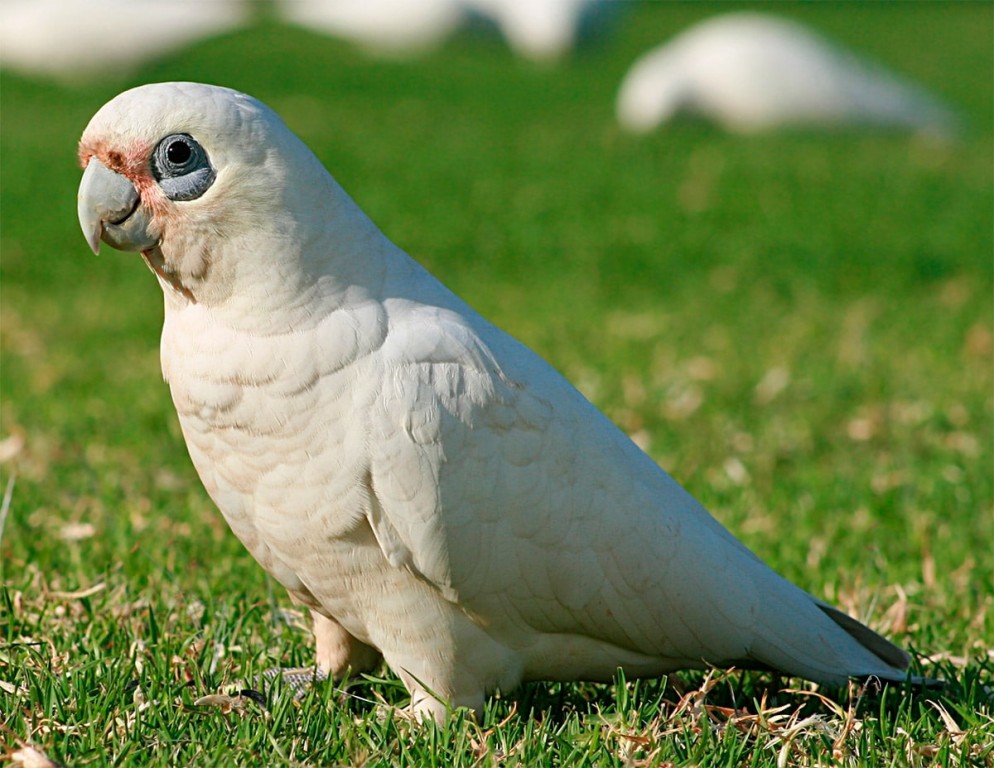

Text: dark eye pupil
xmin=167 ymin=140 xmax=192 ymax=165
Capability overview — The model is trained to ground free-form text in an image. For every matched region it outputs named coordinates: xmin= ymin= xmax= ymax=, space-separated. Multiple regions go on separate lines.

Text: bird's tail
xmin=738 ymin=568 xmax=937 ymax=688
xmin=816 ymin=602 xmax=910 ymax=671
xmin=816 ymin=602 xmax=943 ymax=689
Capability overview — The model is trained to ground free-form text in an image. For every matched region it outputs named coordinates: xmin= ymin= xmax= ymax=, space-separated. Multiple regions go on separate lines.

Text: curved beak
xmin=77 ymin=158 xmax=158 ymax=254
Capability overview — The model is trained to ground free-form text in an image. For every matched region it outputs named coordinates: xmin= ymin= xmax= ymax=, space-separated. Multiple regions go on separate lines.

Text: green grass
xmin=1 ymin=1 xmax=991 ymax=765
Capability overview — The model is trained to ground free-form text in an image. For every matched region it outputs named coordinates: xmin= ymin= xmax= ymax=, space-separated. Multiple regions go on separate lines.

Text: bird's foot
xmin=259 ymin=666 xmax=329 ymax=700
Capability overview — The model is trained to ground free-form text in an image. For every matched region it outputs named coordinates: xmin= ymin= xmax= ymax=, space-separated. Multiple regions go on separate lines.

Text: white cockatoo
xmin=616 ymin=13 xmax=959 ymax=136
xmin=77 ymin=82 xmax=916 ymax=721
xmin=277 ymin=0 xmax=464 ymax=56
xmin=277 ymin=0 xmax=610 ymax=61
xmin=461 ymin=0 xmax=610 ymax=61
xmin=0 ymin=0 xmax=246 ymax=80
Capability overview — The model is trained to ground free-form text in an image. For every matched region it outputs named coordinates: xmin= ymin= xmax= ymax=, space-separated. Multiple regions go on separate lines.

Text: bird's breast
xmin=159 ymin=301 xmax=389 ymax=556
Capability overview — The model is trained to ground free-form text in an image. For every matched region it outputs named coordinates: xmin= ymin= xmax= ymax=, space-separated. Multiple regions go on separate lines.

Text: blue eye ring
xmin=152 ymin=133 xmax=216 ymax=202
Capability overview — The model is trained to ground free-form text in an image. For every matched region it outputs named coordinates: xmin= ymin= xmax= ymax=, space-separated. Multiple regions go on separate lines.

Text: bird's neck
xmin=163 ymin=179 xmax=393 ymax=335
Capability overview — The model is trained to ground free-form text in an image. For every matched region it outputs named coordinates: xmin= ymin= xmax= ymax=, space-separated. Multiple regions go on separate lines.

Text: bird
xmin=77 ymin=82 xmax=915 ymax=722
xmin=461 ymin=0 xmax=612 ymax=62
xmin=277 ymin=0 xmax=464 ymax=57
xmin=277 ymin=0 xmax=613 ymax=61
xmin=0 ymin=0 xmax=246 ymax=81
xmin=616 ymin=12 xmax=959 ymax=137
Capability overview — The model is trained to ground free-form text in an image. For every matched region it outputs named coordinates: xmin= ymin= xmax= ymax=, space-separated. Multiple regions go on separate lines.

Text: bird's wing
xmin=364 ymin=293 xmax=765 ymax=658
xmin=362 ymin=285 xmax=911 ymax=682
xmin=365 ymin=299 xmax=508 ymax=597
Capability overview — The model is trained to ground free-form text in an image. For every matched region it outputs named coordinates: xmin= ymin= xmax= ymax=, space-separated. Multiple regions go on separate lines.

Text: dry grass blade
xmin=193 ymin=692 xmax=263 ymax=716
xmin=8 ymin=746 xmax=64 ymax=768
xmin=45 ymin=583 xmax=107 ymax=601
xmin=927 ymin=701 xmax=966 ymax=745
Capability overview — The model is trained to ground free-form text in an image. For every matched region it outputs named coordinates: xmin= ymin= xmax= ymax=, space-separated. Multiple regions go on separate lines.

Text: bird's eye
xmin=166 ymin=139 xmax=192 ymax=166
xmin=152 ymin=133 xmax=216 ymax=202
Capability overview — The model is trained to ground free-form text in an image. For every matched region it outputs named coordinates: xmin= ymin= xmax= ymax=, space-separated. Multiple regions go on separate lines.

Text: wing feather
xmin=362 ymin=283 xmax=909 ymax=682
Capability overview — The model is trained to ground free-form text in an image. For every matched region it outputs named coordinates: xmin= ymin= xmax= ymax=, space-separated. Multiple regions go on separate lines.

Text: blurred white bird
xmin=617 ymin=13 xmax=959 ymax=136
xmin=462 ymin=0 xmax=609 ymax=61
xmin=77 ymin=82 xmax=916 ymax=721
xmin=0 ymin=0 xmax=246 ymax=80
xmin=277 ymin=0 xmax=464 ymax=56
xmin=277 ymin=0 xmax=611 ymax=60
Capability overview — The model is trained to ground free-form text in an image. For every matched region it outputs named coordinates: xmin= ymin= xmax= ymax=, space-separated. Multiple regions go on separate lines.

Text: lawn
xmin=1 ymin=1 xmax=991 ymax=765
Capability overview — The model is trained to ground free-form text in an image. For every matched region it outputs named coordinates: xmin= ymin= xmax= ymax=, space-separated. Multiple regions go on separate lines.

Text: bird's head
xmin=77 ymin=81 xmax=373 ymax=312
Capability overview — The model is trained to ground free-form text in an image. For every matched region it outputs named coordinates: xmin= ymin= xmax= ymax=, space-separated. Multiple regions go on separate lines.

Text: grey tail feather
xmin=817 ymin=603 xmax=911 ymax=671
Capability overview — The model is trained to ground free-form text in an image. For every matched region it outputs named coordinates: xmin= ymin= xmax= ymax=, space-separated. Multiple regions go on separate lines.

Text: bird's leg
xmin=312 ymin=609 xmax=381 ymax=679
xmin=261 ymin=608 xmax=381 ymax=699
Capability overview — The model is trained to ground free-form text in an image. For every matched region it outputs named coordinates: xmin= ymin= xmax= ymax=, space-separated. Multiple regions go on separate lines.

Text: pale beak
xmin=77 ymin=158 xmax=158 ymax=254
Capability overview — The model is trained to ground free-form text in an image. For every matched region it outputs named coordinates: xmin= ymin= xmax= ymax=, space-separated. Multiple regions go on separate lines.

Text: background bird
xmin=77 ymin=81 xmax=915 ymax=721
xmin=278 ymin=0 xmax=613 ymax=60
xmin=616 ymin=12 xmax=960 ymax=136
xmin=0 ymin=0 xmax=246 ymax=81
xmin=277 ymin=0 xmax=464 ymax=56
xmin=461 ymin=0 xmax=611 ymax=62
